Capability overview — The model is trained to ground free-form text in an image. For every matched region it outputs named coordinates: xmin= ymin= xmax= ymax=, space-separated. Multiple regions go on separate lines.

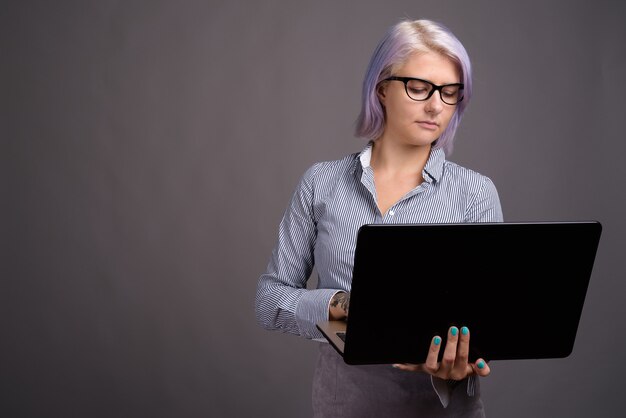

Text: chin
xmin=407 ymin=137 xmax=437 ymax=147
xmin=407 ymin=132 xmax=440 ymax=146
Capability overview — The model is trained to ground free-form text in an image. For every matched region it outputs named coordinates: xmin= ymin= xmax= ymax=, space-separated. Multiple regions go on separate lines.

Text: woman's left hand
xmin=392 ymin=326 xmax=490 ymax=380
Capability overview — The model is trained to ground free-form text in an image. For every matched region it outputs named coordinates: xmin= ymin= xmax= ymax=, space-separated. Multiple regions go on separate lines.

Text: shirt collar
xmin=423 ymin=147 xmax=445 ymax=183
xmin=353 ymin=141 xmax=445 ymax=184
xmin=358 ymin=141 xmax=374 ymax=169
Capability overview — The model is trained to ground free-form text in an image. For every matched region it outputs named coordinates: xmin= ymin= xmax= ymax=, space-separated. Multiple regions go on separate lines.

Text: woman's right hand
xmin=329 ymin=291 xmax=350 ymax=320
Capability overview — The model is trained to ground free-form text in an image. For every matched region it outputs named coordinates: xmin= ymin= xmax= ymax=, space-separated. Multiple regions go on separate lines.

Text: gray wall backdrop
xmin=4 ymin=0 xmax=626 ymax=417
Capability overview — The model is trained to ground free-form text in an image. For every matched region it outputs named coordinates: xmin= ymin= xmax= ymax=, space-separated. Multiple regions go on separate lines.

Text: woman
xmin=256 ymin=18 xmax=502 ymax=417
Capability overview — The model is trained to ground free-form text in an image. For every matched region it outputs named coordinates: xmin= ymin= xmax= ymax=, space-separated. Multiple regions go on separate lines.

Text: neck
xmin=370 ymin=138 xmax=432 ymax=177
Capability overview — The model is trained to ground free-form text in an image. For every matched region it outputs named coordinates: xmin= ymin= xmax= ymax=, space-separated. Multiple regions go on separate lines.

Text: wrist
xmin=329 ymin=291 xmax=350 ymax=320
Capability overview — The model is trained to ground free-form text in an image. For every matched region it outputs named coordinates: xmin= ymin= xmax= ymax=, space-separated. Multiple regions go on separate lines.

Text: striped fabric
xmin=255 ymin=142 xmax=503 ymax=340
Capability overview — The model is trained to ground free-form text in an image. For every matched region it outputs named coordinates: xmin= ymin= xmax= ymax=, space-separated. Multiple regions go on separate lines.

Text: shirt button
xmin=389 ymin=210 xmax=395 ymax=216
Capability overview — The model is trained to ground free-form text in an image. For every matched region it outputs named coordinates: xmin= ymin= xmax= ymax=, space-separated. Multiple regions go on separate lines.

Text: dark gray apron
xmin=312 ymin=343 xmax=485 ymax=418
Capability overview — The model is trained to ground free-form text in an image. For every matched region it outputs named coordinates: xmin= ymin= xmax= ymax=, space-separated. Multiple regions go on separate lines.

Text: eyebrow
xmin=391 ymin=76 xmax=463 ymax=87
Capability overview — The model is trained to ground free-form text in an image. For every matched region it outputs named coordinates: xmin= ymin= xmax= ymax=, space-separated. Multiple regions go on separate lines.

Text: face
xmin=377 ymin=51 xmax=461 ymax=148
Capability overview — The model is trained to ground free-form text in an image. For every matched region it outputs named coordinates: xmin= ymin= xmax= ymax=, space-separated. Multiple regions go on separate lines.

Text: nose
xmin=424 ymin=91 xmax=444 ymax=114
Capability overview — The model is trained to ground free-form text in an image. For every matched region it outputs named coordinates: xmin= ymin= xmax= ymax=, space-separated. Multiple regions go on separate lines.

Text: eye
xmin=405 ymin=80 xmax=431 ymax=98
xmin=442 ymin=88 xmax=460 ymax=98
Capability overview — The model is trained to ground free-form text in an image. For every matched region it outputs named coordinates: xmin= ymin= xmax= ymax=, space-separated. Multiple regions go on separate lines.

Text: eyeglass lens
xmin=405 ymin=79 xmax=462 ymax=104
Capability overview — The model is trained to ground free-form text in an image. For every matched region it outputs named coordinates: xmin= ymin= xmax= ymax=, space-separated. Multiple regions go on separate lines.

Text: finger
xmin=392 ymin=363 xmax=422 ymax=372
xmin=423 ymin=335 xmax=443 ymax=374
xmin=450 ymin=326 xmax=470 ymax=380
xmin=471 ymin=358 xmax=491 ymax=377
xmin=438 ymin=326 xmax=459 ymax=378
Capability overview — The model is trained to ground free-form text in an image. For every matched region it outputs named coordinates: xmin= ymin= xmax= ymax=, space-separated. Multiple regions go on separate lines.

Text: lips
xmin=416 ymin=120 xmax=438 ymax=130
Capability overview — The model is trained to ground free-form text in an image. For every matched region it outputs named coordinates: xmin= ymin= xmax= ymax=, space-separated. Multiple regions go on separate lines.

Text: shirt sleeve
xmin=255 ymin=164 xmax=340 ymax=339
xmin=464 ymin=176 xmax=504 ymax=222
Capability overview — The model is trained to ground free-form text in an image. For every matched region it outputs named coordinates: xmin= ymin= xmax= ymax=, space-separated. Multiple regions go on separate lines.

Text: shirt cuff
xmin=430 ymin=375 xmax=476 ymax=408
xmin=294 ymin=288 xmax=344 ymax=339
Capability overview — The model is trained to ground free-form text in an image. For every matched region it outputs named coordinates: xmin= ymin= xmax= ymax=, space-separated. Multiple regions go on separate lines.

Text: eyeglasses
xmin=383 ymin=76 xmax=464 ymax=105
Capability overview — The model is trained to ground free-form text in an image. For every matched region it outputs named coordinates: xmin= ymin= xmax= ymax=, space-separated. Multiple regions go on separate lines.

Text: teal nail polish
xmin=477 ymin=360 xmax=485 ymax=370
xmin=450 ymin=327 xmax=458 ymax=336
xmin=434 ymin=336 xmax=441 ymax=346
xmin=461 ymin=326 xmax=469 ymax=336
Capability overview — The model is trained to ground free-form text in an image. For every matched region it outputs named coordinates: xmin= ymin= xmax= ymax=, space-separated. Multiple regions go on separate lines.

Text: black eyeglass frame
xmin=383 ymin=76 xmax=464 ymax=105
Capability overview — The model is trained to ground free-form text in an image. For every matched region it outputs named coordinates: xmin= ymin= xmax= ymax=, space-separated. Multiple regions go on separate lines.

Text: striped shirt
xmin=255 ymin=142 xmax=503 ymax=340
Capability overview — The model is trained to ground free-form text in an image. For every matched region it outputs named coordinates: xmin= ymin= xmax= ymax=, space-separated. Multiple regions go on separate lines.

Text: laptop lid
xmin=317 ymin=221 xmax=602 ymax=365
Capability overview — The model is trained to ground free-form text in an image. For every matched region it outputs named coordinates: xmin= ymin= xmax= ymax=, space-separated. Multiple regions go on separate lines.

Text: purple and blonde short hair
xmin=355 ymin=19 xmax=472 ymax=156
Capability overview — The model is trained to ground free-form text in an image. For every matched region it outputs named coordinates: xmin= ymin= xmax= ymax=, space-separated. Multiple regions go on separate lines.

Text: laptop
xmin=316 ymin=221 xmax=602 ymax=365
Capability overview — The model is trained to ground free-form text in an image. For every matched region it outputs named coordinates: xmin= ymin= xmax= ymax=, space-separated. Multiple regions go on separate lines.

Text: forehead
xmin=395 ymin=51 xmax=460 ymax=84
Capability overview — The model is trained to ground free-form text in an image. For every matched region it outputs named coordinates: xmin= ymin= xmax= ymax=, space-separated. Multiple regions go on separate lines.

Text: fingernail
xmin=392 ymin=364 xmax=401 ymax=368
xmin=477 ymin=360 xmax=485 ymax=370
xmin=461 ymin=326 xmax=469 ymax=336
xmin=434 ymin=336 xmax=441 ymax=345
xmin=450 ymin=327 xmax=458 ymax=336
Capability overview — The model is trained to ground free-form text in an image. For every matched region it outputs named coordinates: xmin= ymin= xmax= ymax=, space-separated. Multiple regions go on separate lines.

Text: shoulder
xmin=291 ymin=152 xmax=361 ymax=208
xmin=441 ymin=160 xmax=503 ymax=221
xmin=441 ymin=160 xmax=498 ymax=191
xmin=301 ymin=152 xmax=360 ymax=184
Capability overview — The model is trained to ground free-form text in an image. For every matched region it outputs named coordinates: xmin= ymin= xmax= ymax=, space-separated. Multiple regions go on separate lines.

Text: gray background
xmin=3 ymin=0 xmax=626 ymax=417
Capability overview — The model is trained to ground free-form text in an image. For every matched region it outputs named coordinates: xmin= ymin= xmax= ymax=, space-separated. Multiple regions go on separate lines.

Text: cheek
xmin=384 ymin=91 xmax=414 ymax=122
xmin=384 ymin=102 xmax=408 ymax=126
xmin=389 ymin=102 xmax=416 ymax=123
xmin=440 ymin=109 xmax=456 ymax=129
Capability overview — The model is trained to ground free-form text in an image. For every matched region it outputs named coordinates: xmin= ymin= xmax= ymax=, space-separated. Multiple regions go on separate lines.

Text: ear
xmin=376 ymin=82 xmax=387 ymax=106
